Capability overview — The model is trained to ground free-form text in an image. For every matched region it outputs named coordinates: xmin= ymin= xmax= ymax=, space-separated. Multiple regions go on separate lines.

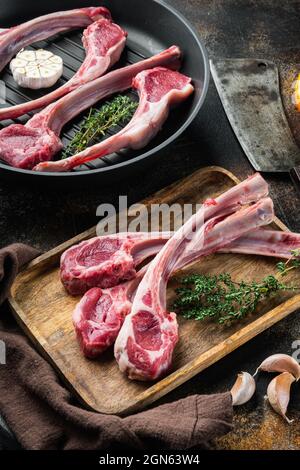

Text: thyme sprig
xmin=62 ymin=95 xmax=138 ymax=159
xmin=174 ymin=249 xmax=300 ymax=324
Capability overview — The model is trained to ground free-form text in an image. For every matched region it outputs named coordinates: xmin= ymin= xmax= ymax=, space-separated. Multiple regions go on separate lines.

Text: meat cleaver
xmin=210 ymin=58 xmax=300 ymax=189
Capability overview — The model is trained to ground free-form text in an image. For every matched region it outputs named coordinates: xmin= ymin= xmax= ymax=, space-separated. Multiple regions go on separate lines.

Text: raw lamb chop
xmin=73 ymin=225 xmax=300 ymax=358
xmin=0 ymin=7 xmax=110 ymax=73
xmin=0 ymin=46 xmax=181 ymax=169
xmin=114 ymin=173 xmax=273 ymax=380
xmin=0 ymin=18 xmax=127 ymax=120
xmin=67 ymin=227 xmax=300 ymax=297
xmin=34 ymin=67 xmax=194 ymax=172
xmin=73 ymin=266 xmax=147 ymax=358
xmin=61 ymin=232 xmax=172 ymax=295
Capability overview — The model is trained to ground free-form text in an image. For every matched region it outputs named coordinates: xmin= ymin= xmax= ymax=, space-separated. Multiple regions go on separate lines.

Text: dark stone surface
xmin=1 ymin=0 xmax=300 ymax=449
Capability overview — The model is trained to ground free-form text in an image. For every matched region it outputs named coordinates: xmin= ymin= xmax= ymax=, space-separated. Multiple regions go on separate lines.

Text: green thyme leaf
xmin=174 ymin=248 xmax=300 ymax=325
xmin=61 ymin=95 xmax=138 ymax=159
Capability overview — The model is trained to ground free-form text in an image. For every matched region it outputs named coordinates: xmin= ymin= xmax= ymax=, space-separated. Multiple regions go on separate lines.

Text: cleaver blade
xmin=210 ymin=58 xmax=300 ymax=173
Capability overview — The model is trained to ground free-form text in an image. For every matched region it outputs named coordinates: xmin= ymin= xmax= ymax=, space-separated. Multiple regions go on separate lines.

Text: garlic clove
xmin=267 ymin=372 xmax=295 ymax=424
xmin=27 ymin=69 xmax=40 ymax=78
xmin=10 ymin=58 xmax=27 ymax=68
xmin=35 ymin=49 xmax=53 ymax=61
xmin=40 ymin=68 xmax=53 ymax=78
xmin=15 ymin=67 xmax=26 ymax=75
xmin=254 ymin=354 xmax=300 ymax=380
xmin=18 ymin=50 xmax=36 ymax=62
xmin=43 ymin=58 xmax=63 ymax=68
xmin=49 ymin=55 xmax=63 ymax=64
xmin=44 ymin=63 xmax=62 ymax=72
xmin=230 ymin=371 xmax=256 ymax=406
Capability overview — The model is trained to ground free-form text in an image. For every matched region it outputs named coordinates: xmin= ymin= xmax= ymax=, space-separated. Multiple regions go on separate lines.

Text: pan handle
xmin=290 ymin=167 xmax=300 ymax=194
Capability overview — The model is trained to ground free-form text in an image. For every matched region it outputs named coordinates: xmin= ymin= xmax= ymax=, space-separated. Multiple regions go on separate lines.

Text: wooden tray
xmin=9 ymin=166 xmax=300 ymax=415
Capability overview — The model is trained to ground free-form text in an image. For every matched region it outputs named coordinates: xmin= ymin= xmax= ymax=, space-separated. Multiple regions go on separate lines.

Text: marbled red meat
xmin=61 ymin=232 xmax=171 ymax=295
xmin=72 ymin=266 xmax=145 ymax=357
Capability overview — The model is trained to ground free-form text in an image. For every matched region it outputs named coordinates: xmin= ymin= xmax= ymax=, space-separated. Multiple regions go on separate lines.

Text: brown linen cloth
xmin=0 ymin=244 xmax=233 ymax=450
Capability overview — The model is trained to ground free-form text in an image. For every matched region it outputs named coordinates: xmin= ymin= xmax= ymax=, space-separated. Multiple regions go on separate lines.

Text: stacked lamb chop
xmin=61 ymin=173 xmax=300 ymax=380
xmin=0 ymin=6 xmax=191 ymax=170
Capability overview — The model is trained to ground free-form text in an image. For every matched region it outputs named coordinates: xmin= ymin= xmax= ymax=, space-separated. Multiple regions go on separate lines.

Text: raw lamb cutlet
xmin=73 ymin=266 xmax=146 ymax=358
xmin=73 ymin=226 xmax=300 ymax=358
xmin=34 ymin=67 xmax=194 ymax=172
xmin=0 ymin=46 xmax=181 ymax=169
xmin=0 ymin=18 xmax=127 ymax=121
xmin=114 ymin=173 xmax=273 ymax=381
xmin=61 ymin=232 xmax=172 ymax=295
xmin=0 ymin=7 xmax=110 ymax=73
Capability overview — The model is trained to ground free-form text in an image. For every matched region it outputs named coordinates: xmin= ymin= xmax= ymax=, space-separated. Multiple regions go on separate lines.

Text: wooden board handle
xmin=290 ymin=167 xmax=300 ymax=194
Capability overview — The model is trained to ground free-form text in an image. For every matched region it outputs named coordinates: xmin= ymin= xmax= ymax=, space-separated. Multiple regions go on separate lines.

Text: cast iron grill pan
xmin=0 ymin=0 xmax=209 ymax=184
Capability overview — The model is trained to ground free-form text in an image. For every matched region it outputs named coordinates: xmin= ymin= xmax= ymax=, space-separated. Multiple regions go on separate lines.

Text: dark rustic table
xmin=1 ymin=0 xmax=300 ymax=450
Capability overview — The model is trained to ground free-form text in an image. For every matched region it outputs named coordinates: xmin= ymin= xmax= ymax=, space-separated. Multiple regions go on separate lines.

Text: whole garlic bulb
xmin=10 ymin=49 xmax=63 ymax=89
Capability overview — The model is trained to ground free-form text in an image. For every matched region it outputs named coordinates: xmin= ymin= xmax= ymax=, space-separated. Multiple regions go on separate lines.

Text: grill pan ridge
xmin=0 ymin=0 xmax=209 ymax=185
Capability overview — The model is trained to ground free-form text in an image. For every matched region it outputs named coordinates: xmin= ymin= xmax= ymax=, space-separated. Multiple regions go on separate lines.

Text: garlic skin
xmin=254 ymin=354 xmax=300 ymax=381
xmin=230 ymin=371 xmax=256 ymax=406
xmin=267 ymin=372 xmax=295 ymax=424
xmin=10 ymin=49 xmax=63 ymax=89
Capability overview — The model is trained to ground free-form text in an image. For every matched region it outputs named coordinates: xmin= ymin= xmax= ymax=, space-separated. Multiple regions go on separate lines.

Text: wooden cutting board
xmin=8 ymin=166 xmax=300 ymax=415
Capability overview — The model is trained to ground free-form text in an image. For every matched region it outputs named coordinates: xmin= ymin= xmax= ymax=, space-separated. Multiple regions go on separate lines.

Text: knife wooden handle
xmin=290 ymin=167 xmax=300 ymax=194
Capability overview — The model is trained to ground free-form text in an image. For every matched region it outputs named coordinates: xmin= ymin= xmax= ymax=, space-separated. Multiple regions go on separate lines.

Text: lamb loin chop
xmin=0 ymin=18 xmax=127 ymax=120
xmin=61 ymin=232 xmax=172 ymax=295
xmin=0 ymin=7 xmax=110 ymax=73
xmin=114 ymin=173 xmax=273 ymax=380
xmin=34 ymin=67 xmax=194 ymax=172
xmin=0 ymin=46 xmax=181 ymax=169
xmin=73 ymin=266 xmax=146 ymax=358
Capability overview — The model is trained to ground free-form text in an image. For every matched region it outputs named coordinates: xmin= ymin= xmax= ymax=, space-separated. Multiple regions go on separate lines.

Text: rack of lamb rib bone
xmin=0 ymin=47 xmax=181 ymax=169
